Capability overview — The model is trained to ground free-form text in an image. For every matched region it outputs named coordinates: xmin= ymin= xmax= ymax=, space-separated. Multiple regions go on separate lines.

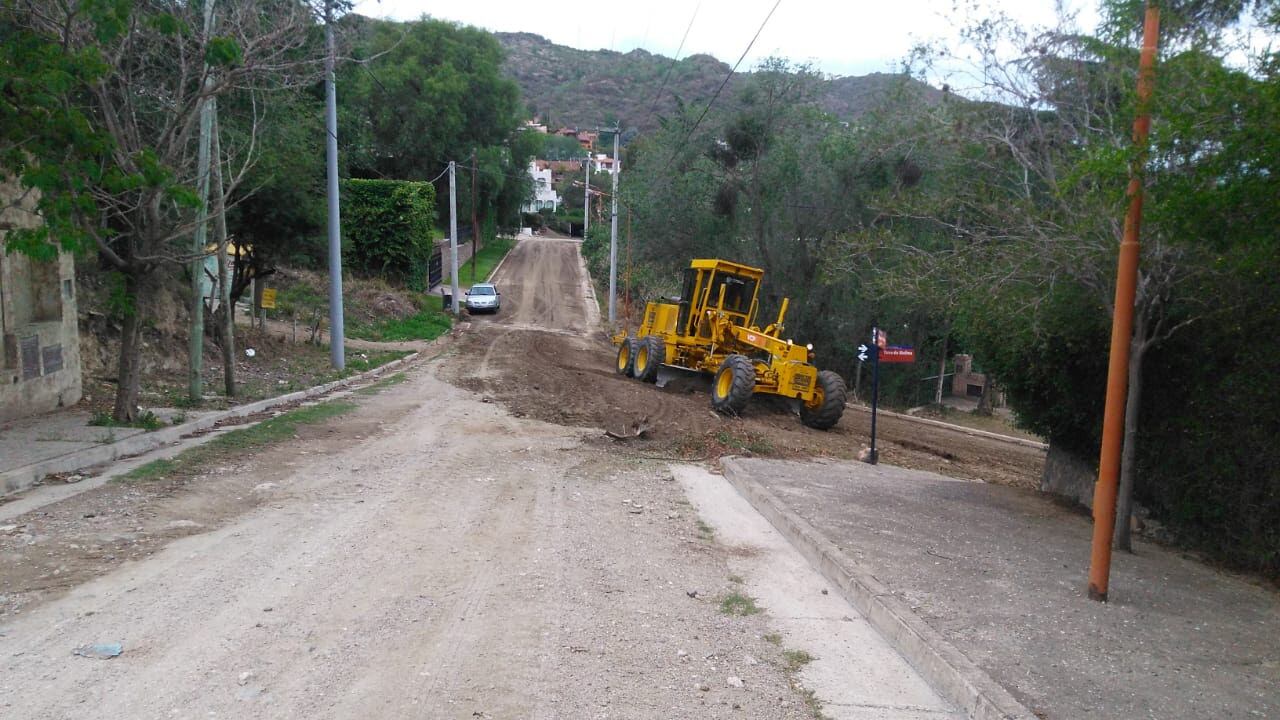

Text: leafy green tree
xmin=0 ymin=1 xmax=322 ymax=421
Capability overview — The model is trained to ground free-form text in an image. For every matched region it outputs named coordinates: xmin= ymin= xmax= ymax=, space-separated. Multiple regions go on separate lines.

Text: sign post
xmin=859 ymin=329 xmax=914 ymax=465
xmin=858 ymin=326 xmax=887 ymax=465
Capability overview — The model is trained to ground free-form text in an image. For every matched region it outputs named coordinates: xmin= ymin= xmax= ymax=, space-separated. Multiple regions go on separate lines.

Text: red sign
xmin=880 ymin=346 xmax=915 ymax=363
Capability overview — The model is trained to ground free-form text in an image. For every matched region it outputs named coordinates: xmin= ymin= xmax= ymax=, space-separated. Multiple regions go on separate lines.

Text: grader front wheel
xmin=711 ymin=354 xmax=755 ymax=415
xmin=615 ymin=338 xmax=636 ymax=377
xmin=634 ymin=335 xmax=664 ymax=383
xmin=800 ymin=370 xmax=847 ymax=430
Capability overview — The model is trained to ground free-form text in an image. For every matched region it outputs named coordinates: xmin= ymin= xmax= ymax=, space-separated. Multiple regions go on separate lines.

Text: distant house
xmin=591 ymin=153 xmax=617 ymax=174
xmin=576 ymin=131 xmax=598 ymax=151
xmin=523 ymin=119 xmax=548 ymax=134
xmin=522 ymin=160 xmax=562 ymax=213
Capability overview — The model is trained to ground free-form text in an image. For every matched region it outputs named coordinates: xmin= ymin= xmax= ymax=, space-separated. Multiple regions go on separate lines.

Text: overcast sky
xmin=350 ymin=0 xmax=1100 ymax=77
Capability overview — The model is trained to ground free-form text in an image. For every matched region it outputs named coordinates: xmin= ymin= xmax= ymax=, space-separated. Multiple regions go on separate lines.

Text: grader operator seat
xmin=677 ymin=261 xmax=762 ymax=339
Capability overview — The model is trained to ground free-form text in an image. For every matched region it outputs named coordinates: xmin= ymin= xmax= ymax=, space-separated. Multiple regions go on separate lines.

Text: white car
xmin=464 ymin=283 xmax=501 ymax=314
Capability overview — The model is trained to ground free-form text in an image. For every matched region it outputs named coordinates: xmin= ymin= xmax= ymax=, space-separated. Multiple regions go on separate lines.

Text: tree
xmin=1 ymin=1 xmax=323 ymax=421
xmin=892 ymin=1 xmax=1280 ymax=554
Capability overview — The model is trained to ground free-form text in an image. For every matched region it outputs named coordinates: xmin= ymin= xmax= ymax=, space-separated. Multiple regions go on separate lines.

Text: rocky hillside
xmin=497 ymin=32 xmax=943 ymax=135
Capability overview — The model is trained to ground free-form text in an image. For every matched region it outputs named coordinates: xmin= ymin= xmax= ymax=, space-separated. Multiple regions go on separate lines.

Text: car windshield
xmin=471 ymin=286 xmax=496 ymax=296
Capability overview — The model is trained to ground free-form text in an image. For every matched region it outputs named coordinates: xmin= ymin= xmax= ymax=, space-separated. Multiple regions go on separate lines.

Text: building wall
xmin=0 ymin=178 xmax=82 ymax=423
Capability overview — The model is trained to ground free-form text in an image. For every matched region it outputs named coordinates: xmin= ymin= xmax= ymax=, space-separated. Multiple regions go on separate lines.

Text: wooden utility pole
xmin=1088 ymin=3 xmax=1161 ymax=603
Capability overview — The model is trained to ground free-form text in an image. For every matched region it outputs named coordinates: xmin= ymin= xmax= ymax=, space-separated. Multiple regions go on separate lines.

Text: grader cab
xmin=614 ymin=259 xmax=846 ymax=430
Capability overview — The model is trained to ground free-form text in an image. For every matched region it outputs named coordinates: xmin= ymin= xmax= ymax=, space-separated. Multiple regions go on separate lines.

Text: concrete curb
xmin=845 ymin=404 xmax=1048 ymax=451
xmin=1 ymin=352 xmax=420 ymax=496
xmin=721 ymin=457 xmax=1037 ymax=720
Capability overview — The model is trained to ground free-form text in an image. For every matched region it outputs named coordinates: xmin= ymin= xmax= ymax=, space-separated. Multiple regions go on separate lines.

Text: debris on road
xmin=72 ymin=642 xmax=123 ymax=659
xmin=603 ymin=416 xmax=652 ymax=441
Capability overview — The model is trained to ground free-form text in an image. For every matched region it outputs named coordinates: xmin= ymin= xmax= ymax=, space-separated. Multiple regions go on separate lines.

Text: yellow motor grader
xmin=613 ymin=258 xmax=846 ymax=429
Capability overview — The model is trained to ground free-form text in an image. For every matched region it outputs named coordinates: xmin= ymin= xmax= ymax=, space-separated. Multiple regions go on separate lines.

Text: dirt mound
xmin=440 ymin=327 xmax=1045 ymax=487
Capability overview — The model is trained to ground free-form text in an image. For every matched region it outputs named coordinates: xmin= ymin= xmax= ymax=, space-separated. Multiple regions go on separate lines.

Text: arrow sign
xmin=857 ymin=343 xmax=869 ymax=362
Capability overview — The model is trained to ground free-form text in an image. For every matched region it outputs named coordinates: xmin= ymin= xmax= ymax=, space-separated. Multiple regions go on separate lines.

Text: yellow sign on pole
xmin=260 ymin=288 xmax=277 ymax=309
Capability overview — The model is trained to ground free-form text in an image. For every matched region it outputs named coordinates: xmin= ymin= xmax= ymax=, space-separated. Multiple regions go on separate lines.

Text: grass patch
xmin=339 ymin=349 xmax=411 ymax=375
xmin=719 ymin=590 xmax=762 ymax=616
xmin=89 ymin=409 xmax=164 ymax=431
xmin=117 ymin=400 xmax=358 ymax=483
xmin=763 ymin=632 xmax=782 ymax=646
xmin=355 ymin=372 xmax=408 ymax=395
xmin=460 ymin=236 xmax=515 ymax=286
xmin=728 ymin=573 xmax=744 ymax=585
xmin=211 ymin=401 xmax=357 ymax=451
xmin=348 ymin=295 xmax=453 ymax=343
xmin=122 ymin=458 xmax=178 ymax=482
xmin=347 ymin=296 xmax=451 ymax=343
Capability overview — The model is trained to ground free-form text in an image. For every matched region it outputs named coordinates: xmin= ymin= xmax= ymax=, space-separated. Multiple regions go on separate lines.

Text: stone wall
xmin=1040 ymin=442 xmax=1097 ymax=510
xmin=0 ymin=178 xmax=83 ymax=423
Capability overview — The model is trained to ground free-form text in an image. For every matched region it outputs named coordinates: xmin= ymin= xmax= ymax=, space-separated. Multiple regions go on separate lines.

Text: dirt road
xmin=0 ymin=237 xmax=946 ymax=718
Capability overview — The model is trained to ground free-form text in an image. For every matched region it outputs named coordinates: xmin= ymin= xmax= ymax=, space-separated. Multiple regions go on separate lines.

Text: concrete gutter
xmin=1 ymin=352 xmax=419 ymax=496
xmin=721 ymin=457 xmax=1037 ymax=720
xmin=845 ymin=404 xmax=1048 ymax=451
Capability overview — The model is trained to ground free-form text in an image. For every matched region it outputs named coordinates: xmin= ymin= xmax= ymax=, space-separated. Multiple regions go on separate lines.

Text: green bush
xmin=341 ymin=179 xmax=436 ymax=284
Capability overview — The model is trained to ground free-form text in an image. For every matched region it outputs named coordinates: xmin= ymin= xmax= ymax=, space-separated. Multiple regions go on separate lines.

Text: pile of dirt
xmin=441 ymin=328 xmax=1046 ymax=488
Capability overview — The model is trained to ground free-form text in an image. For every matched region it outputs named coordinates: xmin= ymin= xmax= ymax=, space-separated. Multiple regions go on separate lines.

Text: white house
xmin=523 ymin=160 xmax=561 ymax=213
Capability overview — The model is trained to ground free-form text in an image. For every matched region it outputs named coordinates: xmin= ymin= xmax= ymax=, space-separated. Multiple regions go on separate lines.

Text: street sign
xmin=880 ymin=346 xmax=915 ymax=363
xmin=857 ymin=344 xmax=869 ymax=362
xmin=875 ymin=328 xmax=887 ymax=349
xmin=260 ymin=288 xmax=277 ymax=309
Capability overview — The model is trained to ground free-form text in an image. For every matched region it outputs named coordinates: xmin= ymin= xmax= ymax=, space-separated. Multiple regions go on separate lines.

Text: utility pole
xmin=188 ymin=0 xmax=216 ymax=404
xmin=471 ymin=150 xmax=479 ymax=281
xmin=211 ymin=108 xmax=234 ymax=397
xmin=583 ymin=154 xmax=590 ymax=237
xmin=324 ymin=0 xmax=345 ymax=370
xmin=1088 ymin=3 xmax=1161 ymax=603
xmin=608 ymin=128 xmax=620 ymax=324
xmin=448 ymin=160 xmax=460 ymax=316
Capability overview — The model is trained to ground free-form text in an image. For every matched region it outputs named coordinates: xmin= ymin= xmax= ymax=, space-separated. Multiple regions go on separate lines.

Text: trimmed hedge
xmin=341 ymin=179 xmax=436 ymax=284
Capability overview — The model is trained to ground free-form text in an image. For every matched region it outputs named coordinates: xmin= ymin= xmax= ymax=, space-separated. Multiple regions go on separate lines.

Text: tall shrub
xmin=341 ymin=179 xmax=436 ymax=285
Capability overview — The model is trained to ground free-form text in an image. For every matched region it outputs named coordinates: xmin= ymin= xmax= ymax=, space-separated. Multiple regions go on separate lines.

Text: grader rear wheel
xmin=800 ymin=370 xmax=847 ymax=430
xmin=711 ymin=354 xmax=755 ymax=415
xmin=615 ymin=338 xmax=636 ymax=377
xmin=634 ymin=335 xmax=664 ymax=383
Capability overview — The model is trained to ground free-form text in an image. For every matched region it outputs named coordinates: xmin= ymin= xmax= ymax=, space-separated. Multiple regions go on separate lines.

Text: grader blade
xmin=655 ymin=363 xmax=704 ymax=390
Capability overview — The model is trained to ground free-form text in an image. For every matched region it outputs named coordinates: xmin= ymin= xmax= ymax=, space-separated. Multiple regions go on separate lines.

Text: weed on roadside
xmin=117 ymin=400 xmax=357 ymax=483
xmin=90 ymin=409 xmax=164 ymax=431
xmin=356 ymin=372 xmax=408 ymax=396
xmin=783 ymin=649 xmax=814 ymax=672
xmin=780 ymin=648 xmax=824 ymax=718
xmin=763 ymin=632 xmax=782 ymax=646
xmin=719 ymin=590 xmax=762 ymax=616
xmin=728 ymin=573 xmax=744 ymax=585
xmin=696 ymin=519 xmax=715 ymax=541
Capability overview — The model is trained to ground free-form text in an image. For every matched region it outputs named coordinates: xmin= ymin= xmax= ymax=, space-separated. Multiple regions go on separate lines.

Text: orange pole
xmin=1088 ymin=4 xmax=1160 ymax=603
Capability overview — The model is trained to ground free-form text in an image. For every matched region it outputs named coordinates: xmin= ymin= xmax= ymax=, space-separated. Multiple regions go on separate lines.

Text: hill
xmin=496 ymin=32 xmax=944 ymax=136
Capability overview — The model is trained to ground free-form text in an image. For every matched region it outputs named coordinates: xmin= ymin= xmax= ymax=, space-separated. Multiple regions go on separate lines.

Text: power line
xmin=639 ymin=2 xmax=701 ymax=130
xmin=662 ymin=0 xmax=782 ymax=172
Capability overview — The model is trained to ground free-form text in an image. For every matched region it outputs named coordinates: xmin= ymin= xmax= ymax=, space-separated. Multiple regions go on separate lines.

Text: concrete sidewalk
xmin=723 ymin=457 xmax=1279 ymax=720
xmin=0 ymin=407 xmax=216 ymax=478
